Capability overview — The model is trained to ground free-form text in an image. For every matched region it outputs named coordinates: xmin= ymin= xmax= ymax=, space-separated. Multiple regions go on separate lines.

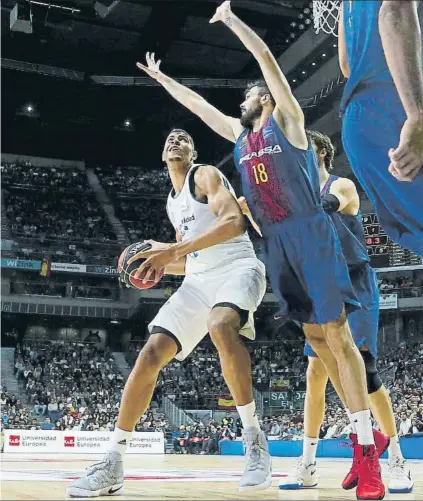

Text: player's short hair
xmin=169 ymin=128 xmax=195 ymax=149
xmin=307 ymin=129 xmax=335 ymax=171
xmin=244 ymin=79 xmax=276 ymax=106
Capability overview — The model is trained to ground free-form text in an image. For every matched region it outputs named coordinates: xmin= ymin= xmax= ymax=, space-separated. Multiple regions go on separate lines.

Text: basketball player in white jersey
xmin=66 ymin=129 xmax=271 ymax=498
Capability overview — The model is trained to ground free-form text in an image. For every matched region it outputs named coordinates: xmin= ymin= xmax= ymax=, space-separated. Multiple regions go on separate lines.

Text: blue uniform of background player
xmin=339 ymin=1 xmax=423 ymax=256
xmin=304 ymin=173 xmax=378 ymax=358
xmin=280 ymin=130 xmax=413 ymax=494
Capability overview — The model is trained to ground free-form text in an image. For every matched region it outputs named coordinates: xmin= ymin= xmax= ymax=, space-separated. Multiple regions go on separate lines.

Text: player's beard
xmin=240 ymin=104 xmax=263 ymax=129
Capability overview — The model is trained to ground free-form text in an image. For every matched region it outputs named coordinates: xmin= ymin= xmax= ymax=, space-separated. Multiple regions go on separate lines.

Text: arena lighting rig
xmin=10 ymin=0 xmax=80 ymax=33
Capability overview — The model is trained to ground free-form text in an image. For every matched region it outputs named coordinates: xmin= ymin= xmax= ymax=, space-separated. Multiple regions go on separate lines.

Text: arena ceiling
xmin=2 ymin=0 xmax=352 ymax=182
xmin=2 ymin=0 xmax=309 ymax=76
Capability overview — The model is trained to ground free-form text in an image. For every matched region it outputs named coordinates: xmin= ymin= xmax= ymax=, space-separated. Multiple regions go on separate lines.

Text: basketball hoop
xmin=313 ymin=0 xmax=341 ymax=37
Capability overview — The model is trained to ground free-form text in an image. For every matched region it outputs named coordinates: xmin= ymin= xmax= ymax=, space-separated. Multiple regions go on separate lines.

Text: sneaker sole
xmin=239 ymin=475 xmax=272 ymax=492
xmin=279 ymin=482 xmax=318 ymax=490
xmin=356 ymin=491 xmax=385 ymax=500
xmin=388 ymin=484 xmax=414 ymax=494
xmin=66 ymin=484 xmax=124 ymax=498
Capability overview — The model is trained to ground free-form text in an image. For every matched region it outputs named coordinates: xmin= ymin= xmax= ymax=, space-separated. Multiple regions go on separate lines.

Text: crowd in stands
xmin=2 ymin=338 xmax=422 ymax=456
xmin=3 ymin=189 xmax=116 ymax=242
xmin=378 ymin=275 xmax=423 ymax=297
xmin=1 ymin=162 xmax=88 ymax=192
xmin=1 ymin=341 xmax=167 ymax=434
xmin=8 ymin=274 xmax=119 ymax=301
xmin=95 ymin=166 xmax=170 ymax=195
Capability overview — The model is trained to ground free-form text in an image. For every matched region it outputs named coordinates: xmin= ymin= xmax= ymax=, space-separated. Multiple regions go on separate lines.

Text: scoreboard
xmin=361 ymin=213 xmax=390 ymax=268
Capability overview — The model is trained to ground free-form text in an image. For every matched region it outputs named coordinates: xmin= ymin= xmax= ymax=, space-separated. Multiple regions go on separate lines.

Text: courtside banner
xmin=51 ymin=262 xmax=87 ymax=273
xmin=4 ymin=430 xmax=59 ymax=452
xmin=4 ymin=430 xmax=164 ymax=454
xmin=1 ymin=258 xmax=41 ymax=270
xmin=379 ymin=293 xmax=398 ymax=310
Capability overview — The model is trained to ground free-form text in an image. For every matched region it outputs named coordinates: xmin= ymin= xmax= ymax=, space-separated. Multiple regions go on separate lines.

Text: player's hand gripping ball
xmin=118 ymin=242 xmax=164 ymax=290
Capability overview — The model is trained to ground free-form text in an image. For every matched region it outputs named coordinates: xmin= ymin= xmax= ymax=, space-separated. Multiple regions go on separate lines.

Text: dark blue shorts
xmin=305 ymin=262 xmax=379 ymax=358
xmin=263 ymin=210 xmax=361 ymax=325
xmin=342 ymin=91 xmax=423 ymax=256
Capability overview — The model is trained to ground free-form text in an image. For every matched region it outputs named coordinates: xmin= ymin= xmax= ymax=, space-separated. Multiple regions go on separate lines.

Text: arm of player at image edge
xmin=323 ymin=178 xmax=359 ymax=215
xmin=237 ymin=196 xmax=263 ymax=237
xmin=379 ymin=1 xmax=423 ymax=181
xmin=337 ymin=2 xmax=350 ymax=78
xmin=136 ymin=53 xmax=242 ymax=143
xmin=210 ymin=1 xmax=305 ymax=130
xmin=171 ymin=165 xmax=247 ymax=259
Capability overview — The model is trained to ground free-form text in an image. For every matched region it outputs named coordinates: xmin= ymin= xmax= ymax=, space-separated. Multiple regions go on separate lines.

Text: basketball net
xmin=313 ymin=0 xmax=341 ymax=37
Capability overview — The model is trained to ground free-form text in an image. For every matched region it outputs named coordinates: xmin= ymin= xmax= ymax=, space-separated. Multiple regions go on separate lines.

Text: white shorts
xmin=148 ymin=258 xmax=266 ymax=361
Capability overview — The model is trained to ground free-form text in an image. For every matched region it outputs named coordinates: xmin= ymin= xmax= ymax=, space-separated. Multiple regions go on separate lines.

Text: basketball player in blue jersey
xmin=279 ymin=131 xmax=413 ymax=494
xmin=137 ymin=2 xmax=386 ymax=497
xmin=339 ymin=1 xmax=423 ymax=255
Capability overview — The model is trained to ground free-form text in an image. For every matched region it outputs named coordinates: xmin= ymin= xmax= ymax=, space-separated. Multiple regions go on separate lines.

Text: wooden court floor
xmin=1 ymin=453 xmax=422 ymax=500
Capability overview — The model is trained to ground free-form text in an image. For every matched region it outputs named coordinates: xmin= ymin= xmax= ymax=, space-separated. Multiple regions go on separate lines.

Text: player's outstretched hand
xmin=210 ymin=0 xmax=232 ymax=24
xmin=133 ymin=246 xmax=178 ymax=284
xmin=136 ymin=52 xmax=163 ymax=81
xmin=388 ymin=116 xmax=423 ymax=182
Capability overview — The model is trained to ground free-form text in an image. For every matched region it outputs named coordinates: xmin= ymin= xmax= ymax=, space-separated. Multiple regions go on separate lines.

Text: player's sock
xmin=345 ymin=408 xmax=357 ymax=434
xmin=109 ymin=427 xmax=133 ymax=455
xmin=237 ymin=400 xmax=260 ymax=432
xmin=303 ymin=436 xmax=318 ymax=465
xmin=388 ymin=435 xmax=403 ymax=460
xmin=350 ymin=409 xmax=374 ymax=445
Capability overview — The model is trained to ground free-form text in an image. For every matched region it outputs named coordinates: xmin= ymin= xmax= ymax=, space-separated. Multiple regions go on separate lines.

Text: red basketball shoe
xmin=342 ymin=431 xmax=389 ymax=490
xmin=356 ymin=444 xmax=385 ymax=500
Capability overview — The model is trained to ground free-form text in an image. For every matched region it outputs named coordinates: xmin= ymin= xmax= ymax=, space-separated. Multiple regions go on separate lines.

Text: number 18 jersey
xmin=233 ymin=114 xmax=321 ymax=232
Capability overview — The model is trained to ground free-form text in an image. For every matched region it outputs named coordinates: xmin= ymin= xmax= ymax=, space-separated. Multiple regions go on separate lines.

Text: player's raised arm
xmin=210 ymin=1 xmax=305 ymax=127
xmin=379 ymin=1 xmax=423 ymax=181
xmin=137 ymin=53 xmax=242 ymax=143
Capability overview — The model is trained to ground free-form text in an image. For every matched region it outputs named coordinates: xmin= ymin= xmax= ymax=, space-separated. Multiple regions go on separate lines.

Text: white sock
xmin=109 ymin=427 xmax=132 ymax=456
xmin=237 ymin=400 xmax=260 ymax=431
xmin=388 ymin=435 xmax=403 ymax=460
xmin=346 ymin=408 xmax=357 ymax=434
xmin=303 ymin=436 xmax=318 ymax=465
xmin=351 ymin=409 xmax=374 ymax=445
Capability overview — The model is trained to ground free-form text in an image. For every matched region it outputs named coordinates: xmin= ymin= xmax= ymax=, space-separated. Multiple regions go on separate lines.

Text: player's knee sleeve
xmin=361 ymin=350 xmax=382 ymax=394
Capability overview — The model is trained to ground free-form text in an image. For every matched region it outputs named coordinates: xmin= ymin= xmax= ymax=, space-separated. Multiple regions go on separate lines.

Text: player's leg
xmin=279 ymin=355 xmax=327 ymax=490
xmin=361 ymin=349 xmax=414 ymax=494
xmin=313 ymin=312 xmax=386 ymax=500
xmin=67 ymin=281 xmax=210 ymax=498
xmin=66 ymin=333 xmax=177 ymax=498
xmin=210 ymin=260 xmax=271 ymax=492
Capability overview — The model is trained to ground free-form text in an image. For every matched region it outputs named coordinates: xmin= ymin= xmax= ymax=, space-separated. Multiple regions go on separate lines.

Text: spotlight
xmin=322 ymin=53 xmax=327 ymax=57
xmin=311 ymin=62 xmax=316 ymax=66
xmin=301 ymin=70 xmax=306 ymax=75
xmin=94 ymin=0 xmax=120 ymax=19
xmin=333 ymin=43 xmax=337 ymax=47
xmin=26 ymin=104 xmax=34 ymax=112
xmin=292 ymin=79 xmax=297 ymax=83
xmin=124 ymin=119 xmax=131 ymax=127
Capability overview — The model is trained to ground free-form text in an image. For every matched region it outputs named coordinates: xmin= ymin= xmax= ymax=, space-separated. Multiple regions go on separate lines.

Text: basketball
xmin=117 ymin=241 xmax=164 ymax=290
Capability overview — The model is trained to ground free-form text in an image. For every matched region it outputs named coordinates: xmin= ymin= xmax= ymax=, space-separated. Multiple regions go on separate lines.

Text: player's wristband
xmin=322 ymin=194 xmax=340 ymax=213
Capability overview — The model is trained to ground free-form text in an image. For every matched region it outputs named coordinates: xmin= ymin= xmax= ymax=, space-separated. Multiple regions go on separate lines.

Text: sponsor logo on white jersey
xmin=239 ymin=144 xmax=282 ymax=164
